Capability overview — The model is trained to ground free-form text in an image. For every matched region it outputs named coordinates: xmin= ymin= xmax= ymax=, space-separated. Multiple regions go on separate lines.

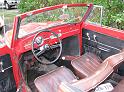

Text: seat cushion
xmin=112 ymin=78 xmax=124 ymax=92
xmin=71 ymin=53 xmax=102 ymax=78
xmin=34 ymin=66 xmax=77 ymax=92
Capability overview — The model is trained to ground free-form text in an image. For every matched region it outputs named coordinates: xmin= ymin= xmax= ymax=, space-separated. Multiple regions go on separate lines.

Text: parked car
xmin=0 ymin=0 xmax=20 ymax=9
xmin=0 ymin=3 xmax=124 ymax=92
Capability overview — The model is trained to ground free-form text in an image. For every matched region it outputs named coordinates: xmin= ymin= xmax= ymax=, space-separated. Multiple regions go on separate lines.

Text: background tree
xmin=18 ymin=0 xmax=124 ymax=30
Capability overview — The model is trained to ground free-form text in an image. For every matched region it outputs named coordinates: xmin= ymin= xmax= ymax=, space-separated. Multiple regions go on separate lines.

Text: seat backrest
xmin=105 ymin=51 xmax=124 ymax=68
xmin=34 ymin=66 xmax=77 ymax=92
xmin=69 ymin=51 xmax=124 ymax=91
xmin=71 ymin=61 xmax=113 ymax=91
xmin=59 ymin=61 xmax=114 ymax=92
xmin=58 ymin=82 xmax=84 ymax=92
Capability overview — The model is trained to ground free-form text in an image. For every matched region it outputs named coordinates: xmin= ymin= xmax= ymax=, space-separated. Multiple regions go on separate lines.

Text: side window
xmin=86 ymin=5 xmax=103 ymax=25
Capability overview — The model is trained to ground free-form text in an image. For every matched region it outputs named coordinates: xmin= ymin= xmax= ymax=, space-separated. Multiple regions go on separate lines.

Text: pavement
xmin=0 ymin=8 xmax=19 ymax=13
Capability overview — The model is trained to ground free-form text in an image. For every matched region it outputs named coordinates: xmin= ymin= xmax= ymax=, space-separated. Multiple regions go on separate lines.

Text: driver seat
xmin=34 ymin=66 xmax=77 ymax=92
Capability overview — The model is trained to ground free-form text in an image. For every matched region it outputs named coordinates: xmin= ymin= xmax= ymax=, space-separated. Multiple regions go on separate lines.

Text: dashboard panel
xmin=16 ymin=24 xmax=81 ymax=54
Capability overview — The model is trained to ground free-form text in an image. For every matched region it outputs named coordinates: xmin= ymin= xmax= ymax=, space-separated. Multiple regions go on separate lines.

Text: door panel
xmin=82 ymin=22 xmax=124 ymax=59
xmin=82 ymin=29 xmax=124 ymax=60
xmin=0 ymin=54 xmax=16 ymax=92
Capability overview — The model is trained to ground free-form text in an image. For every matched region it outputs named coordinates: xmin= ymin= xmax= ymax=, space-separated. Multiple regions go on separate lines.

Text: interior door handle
xmin=93 ymin=35 xmax=97 ymax=42
xmin=86 ymin=33 xmax=90 ymax=40
xmin=0 ymin=61 xmax=4 ymax=72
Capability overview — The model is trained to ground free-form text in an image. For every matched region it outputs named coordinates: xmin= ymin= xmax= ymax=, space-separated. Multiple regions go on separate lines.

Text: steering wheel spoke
xmin=35 ymin=50 xmax=43 ymax=57
xmin=50 ymin=43 xmax=60 ymax=49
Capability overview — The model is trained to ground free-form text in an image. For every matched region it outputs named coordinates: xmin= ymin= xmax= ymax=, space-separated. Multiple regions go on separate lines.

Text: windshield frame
xmin=11 ymin=3 xmax=93 ymax=48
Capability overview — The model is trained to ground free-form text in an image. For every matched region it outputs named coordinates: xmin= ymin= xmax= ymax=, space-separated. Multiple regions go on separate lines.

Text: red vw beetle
xmin=0 ymin=3 xmax=124 ymax=92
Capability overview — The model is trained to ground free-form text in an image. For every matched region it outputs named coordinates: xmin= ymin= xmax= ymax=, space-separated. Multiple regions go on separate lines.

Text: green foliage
xmin=18 ymin=0 xmax=124 ymax=30
xmin=111 ymin=13 xmax=124 ymax=29
xmin=97 ymin=0 xmax=124 ymax=30
xmin=18 ymin=0 xmax=88 ymax=12
xmin=18 ymin=0 xmax=47 ymax=12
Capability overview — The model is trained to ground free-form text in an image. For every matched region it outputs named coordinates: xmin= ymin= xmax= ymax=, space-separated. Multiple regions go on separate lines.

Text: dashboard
xmin=16 ymin=24 xmax=81 ymax=54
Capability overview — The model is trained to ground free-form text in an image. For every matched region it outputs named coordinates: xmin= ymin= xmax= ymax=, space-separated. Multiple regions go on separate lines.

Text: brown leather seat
xmin=59 ymin=52 xmax=124 ymax=92
xmin=112 ymin=78 xmax=124 ymax=92
xmin=59 ymin=61 xmax=114 ymax=92
xmin=71 ymin=52 xmax=102 ymax=78
xmin=34 ymin=52 xmax=124 ymax=92
xmin=34 ymin=66 xmax=77 ymax=92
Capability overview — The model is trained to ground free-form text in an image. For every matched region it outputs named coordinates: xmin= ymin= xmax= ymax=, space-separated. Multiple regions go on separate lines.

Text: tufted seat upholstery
xmin=34 ymin=51 xmax=124 ymax=92
xmin=71 ymin=53 xmax=102 ymax=78
xmin=59 ymin=52 xmax=124 ymax=92
xmin=34 ymin=66 xmax=77 ymax=92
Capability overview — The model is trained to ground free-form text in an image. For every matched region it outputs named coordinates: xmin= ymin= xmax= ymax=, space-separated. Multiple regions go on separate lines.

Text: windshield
xmin=18 ymin=6 xmax=88 ymax=38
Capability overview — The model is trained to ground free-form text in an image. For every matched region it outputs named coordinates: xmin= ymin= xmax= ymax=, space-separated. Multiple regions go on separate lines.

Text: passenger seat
xmin=71 ymin=52 xmax=102 ymax=78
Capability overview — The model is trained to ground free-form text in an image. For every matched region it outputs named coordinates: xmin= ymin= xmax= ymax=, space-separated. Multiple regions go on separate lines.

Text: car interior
xmin=0 ymin=4 xmax=124 ymax=92
xmin=18 ymin=26 xmax=124 ymax=92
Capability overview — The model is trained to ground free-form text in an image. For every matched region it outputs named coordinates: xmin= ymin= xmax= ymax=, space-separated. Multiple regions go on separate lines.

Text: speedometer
xmin=35 ymin=36 xmax=44 ymax=45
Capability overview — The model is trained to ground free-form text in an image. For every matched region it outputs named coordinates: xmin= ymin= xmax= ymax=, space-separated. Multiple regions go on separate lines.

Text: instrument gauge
xmin=35 ymin=36 xmax=44 ymax=45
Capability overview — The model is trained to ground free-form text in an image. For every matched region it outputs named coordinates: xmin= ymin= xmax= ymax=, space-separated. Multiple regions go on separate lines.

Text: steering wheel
xmin=32 ymin=29 xmax=62 ymax=64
